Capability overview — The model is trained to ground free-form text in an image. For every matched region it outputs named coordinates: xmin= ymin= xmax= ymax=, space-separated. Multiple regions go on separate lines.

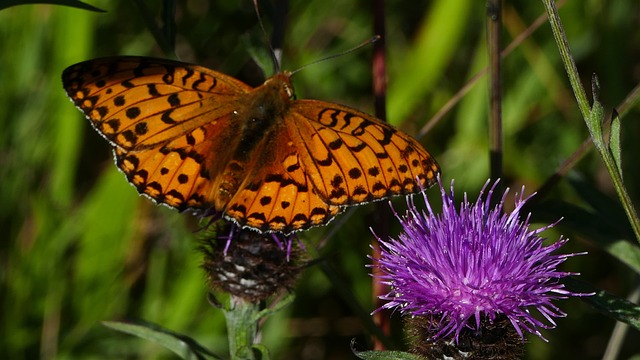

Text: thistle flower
xmin=201 ymin=222 xmax=302 ymax=302
xmin=372 ymin=179 xmax=587 ymax=354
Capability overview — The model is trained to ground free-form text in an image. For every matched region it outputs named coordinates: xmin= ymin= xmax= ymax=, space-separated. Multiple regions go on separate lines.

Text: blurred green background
xmin=1 ymin=0 xmax=639 ymax=359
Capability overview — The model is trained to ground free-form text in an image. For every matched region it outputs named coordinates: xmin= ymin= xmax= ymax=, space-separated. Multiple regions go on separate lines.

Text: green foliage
xmin=354 ymin=349 xmax=421 ymax=360
xmin=1 ymin=1 xmax=640 ymax=359
xmin=103 ymin=321 xmax=221 ymax=360
xmin=564 ymin=278 xmax=640 ymax=330
xmin=0 ymin=0 xmax=104 ymax=12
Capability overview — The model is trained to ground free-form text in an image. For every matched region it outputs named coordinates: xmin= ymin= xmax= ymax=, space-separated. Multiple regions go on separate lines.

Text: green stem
xmin=607 ymin=157 xmax=640 ymax=245
xmin=590 ymin=103 xmax=640 ymax=244
xmin=541 ymin=0 xmax=590 ymax=119
xmin=542 ymin=0 xmax=640 ymax=244
xmin=224 ymin=296 xmax=259 ymax=360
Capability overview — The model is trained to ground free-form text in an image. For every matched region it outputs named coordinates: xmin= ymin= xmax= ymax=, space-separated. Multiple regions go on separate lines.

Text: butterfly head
xmin=263 ymin=71 xmax=295 ymax=102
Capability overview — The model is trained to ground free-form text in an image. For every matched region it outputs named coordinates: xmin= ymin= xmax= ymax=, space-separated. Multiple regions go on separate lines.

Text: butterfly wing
xmin=62 ymin=57 xmax=253 ymax=212
xmin=288 ymin=100 xmax=440 ymax=206
xmin=63 ymin=58 xmax=439 ymax=233
xmin=113 ymin=110 xmax=243 ymax=211
xmin=222 ymin=120 xmax=342 ymax=233
xmin=63 ymin=58 xmax=341 ymax=233
xmin=62 ymin=56 xmax=253 ymax=150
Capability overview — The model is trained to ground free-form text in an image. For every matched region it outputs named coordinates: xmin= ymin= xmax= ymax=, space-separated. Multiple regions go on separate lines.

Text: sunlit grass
xmin=2 ymin=1 xmax=639 ymax=359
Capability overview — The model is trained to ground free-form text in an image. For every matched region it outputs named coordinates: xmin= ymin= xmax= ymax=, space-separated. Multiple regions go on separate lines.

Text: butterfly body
xmin=63 ymin=57 xmax=439 ymax=234
xmin=206 ymin=73 xmax=293 ymax=208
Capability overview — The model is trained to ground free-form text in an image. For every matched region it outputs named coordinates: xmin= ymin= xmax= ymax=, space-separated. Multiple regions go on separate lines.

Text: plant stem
xmin=590 ymin=104 xmax=640 ymax=244
xmin=542 ymin=0 xmax=640 ymax=244
xmin=541 ymin=0 xmax=590 ymax=119
xmin=487 ymin=0 xmax=503 ymax=185
xmin=371 ymin=0 xmax=392 ymax=351
xmin=224 ymin=296 xmax=259 ymax=360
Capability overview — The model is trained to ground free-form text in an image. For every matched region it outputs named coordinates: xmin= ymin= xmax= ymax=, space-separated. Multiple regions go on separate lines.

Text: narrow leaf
xmin=587 ymin=98 xmax=606 ymax=149
xmin=564 ymin=278 xmax=640 ymax=331
xmin=354 ymin=350 xmax=421 ymax=360
xmin=351 ymin=339 xmax=422 ymax=360
xmin=103 ymin=320 xmax=221 ymax=360
xmin=0 ymin=0 xmax=105 ymax=12
xmin=254 ymin=293 xmax=295 ymax=322
xmin=607 ymin=239 xmax=640 ymax=276
xmin=609 ymin=109 xmax=622 ymax=176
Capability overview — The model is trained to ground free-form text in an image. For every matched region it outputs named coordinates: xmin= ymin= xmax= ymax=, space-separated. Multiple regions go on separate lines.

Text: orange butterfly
xmin=62 ymin=57 xmax=439 ymax=234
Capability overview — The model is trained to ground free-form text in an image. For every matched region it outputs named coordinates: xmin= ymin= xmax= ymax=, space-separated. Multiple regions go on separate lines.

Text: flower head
xmin=201 ymin=222 xmax=303 ymax=302
xmin=372 ymin=179 xmax=586 ymax=345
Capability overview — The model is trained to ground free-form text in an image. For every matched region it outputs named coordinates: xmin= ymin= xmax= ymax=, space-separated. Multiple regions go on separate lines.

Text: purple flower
xmin=372 ymin=179 xmax=587 ymax=343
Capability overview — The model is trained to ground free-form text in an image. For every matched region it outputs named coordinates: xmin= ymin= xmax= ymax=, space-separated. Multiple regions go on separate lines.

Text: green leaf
xmin=103 ymin=320 xmax=222 ymax=360
xmin=609 ymin=109 xmax=622 ymax=176
xmin=587 ymin=99 xmax=606 ymax=149
xmin=353 ymin=350 xmax=421 ymax=360
xmin=351 ymin=339 xmax=421 ymax=360
xmin=607 ymin=240 xmax=640 ymax=276
xmin=564 ymin=278 xmax=640 ymax=331
xmin=584 ymin=74 xmax=605 ymax=149
xmin=253 ymin=293 xmax=295 ymax=322
xmin=0 ymin=0 xmax=105 ymax=12
xmin=244 ymin=33 xmax=275 ymax=78
xmin=252 ymin=344 xmax=271 ymax=360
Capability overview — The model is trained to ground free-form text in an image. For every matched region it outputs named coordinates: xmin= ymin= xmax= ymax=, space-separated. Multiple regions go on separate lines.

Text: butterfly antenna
xmin=289 ymin=35 xmax=381 ymax=76
xmin=253 ymin=0 xmax=281 ymax=73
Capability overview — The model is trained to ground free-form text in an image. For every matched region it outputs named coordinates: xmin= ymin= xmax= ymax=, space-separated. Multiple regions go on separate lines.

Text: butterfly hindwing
xmin=115 ymin=146 xmax=214 ymax=210
xmin=224 ymin=125 xmax=341 ymax=233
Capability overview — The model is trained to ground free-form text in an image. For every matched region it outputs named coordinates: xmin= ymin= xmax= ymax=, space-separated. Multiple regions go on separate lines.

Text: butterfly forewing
xmin=62 ymin=57 xmax=254 ymax=214
xmin=62 ymin=57 xmax=252 ymax=150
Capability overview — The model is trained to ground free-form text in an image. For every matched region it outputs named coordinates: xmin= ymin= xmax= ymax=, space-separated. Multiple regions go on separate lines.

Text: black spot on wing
xmin=177 ymin=174 xmax=189 ymax=184
xmin=113 ymin=95 xmax=125 ymax=106
xmin=96 ymin=106 xmax=109 ymax=118
xmin=168 ymin=93 xmax=180 ymax=107
xmin=368 ymin=167 xmax=380 ymax=176
xmin=134 ymin=122 xmax=148 ymax=135
xmin=147 ymin=84 xmax=160 ymax=97
xmin=348 ymin=168 xmax=362 ymax=179
xmin=161 ymin=109 xmax=177 ymax=124
xmin=126 ymin=107 xmax=141 ymax=119
xmin=329 ymin=138 xmax=343 ymax=150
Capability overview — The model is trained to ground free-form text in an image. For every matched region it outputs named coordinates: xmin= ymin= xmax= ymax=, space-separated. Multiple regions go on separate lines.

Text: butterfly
xmin=62 ymin=56 xmax=440 ymax=234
